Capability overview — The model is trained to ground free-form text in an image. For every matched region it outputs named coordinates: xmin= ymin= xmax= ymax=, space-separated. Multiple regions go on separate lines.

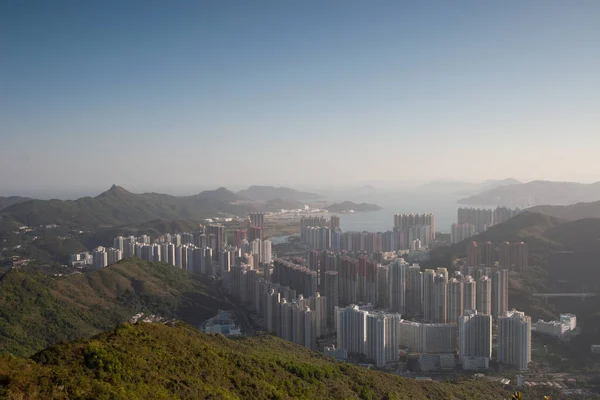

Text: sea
xmin=335 ymin=193 xmax=462 ymax=234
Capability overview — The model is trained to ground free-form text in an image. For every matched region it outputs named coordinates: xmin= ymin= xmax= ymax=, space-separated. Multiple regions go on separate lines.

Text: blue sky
xmin=1 ymin=1 xmax=599 ymax=195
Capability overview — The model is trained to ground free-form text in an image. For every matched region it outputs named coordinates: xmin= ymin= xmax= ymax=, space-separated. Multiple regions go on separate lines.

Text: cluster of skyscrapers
xmin=298 ymin=243 xmax=532 ymax=370
xmin=393 ymin=213 xmax=436 ymax=241
xmin=70 ymin=214 xmax=274 ymax=274
xmin=226 ymin=258 xmax=327 ymax=350
xmin=300 ymin=213 xmax=435 ymax=252
xmin=335 ymin=303 xmax=530 ymax=370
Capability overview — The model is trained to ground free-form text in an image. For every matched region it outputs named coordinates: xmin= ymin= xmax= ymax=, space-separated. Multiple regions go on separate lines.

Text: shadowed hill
xmin=529 ymin=200 xmax=600 ymax=221
xmin=0 ymin=322 xmax=555 ymax=400
xmin=0 ymin=259 xmax=229 ymax=357
xmin=543 ymin=218 xmax=600 ymax=251
xmin=469 ymin=211 xmax=565 ymax=241
xmin=430 ymin=212 xmax=567 ymax=269
xmin=456 ymin=212 xmax=600 ymax=256
xmin=450 ymin=212 xmax=565 ymax=257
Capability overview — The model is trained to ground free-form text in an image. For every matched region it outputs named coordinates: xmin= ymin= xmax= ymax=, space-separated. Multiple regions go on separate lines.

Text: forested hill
xmin=0 ymin=259 xmax=229 ymax=357
xmin=0 ymin=322 xmax=555 ymax=399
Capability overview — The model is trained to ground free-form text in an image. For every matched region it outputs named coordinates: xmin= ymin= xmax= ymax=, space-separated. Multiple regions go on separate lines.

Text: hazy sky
xmin=2 ymin=1 xmax=600 ymax=195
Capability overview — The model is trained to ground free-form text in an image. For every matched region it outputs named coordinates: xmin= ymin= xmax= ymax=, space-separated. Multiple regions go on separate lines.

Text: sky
xmin=1 ymin=1 xmax=600 ymax=196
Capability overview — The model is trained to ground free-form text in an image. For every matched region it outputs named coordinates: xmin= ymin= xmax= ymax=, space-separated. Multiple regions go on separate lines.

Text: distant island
xmin=325 ymin=201 xmax=382 ymax=213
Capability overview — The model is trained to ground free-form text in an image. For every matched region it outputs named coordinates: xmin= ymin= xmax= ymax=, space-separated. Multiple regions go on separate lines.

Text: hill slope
xmin=0 ymin=259 xmax=229 ymax=357
xmin=0 ymin=196 xmax=32 ymax=210
xmin=0 ymin=185 xmax=254 ymax=229
xmin=0 ymin=322 xmax=554 ymax=400
xmin=458 ymin=180 xmax=600 ymax=207
xmin=237 ymin=185 xmax=322 ymax=202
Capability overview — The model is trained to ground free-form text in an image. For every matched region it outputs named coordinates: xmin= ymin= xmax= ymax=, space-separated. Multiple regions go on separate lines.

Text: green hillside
xmin=0 ymin=259 xmax=229 ymax=357
xmin=0 ymin=322 xmax=555 ymax=400
xmin=0 ymin=185 xmax=253 ymax=229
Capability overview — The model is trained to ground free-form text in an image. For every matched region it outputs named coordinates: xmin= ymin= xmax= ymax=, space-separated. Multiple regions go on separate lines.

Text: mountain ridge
xmin=0 ymin=185 xmax=254 ymax=229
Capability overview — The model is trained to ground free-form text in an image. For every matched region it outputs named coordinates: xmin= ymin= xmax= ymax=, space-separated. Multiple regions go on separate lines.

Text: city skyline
xmin=2 ymin=1 xmax=600 ymax=190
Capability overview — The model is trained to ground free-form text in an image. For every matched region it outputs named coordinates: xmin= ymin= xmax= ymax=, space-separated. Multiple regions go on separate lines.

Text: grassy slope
xmin=0 ymin=322 xmax=555 ymax=400
xmin=0 ymin=259 xmax=229 ymax=357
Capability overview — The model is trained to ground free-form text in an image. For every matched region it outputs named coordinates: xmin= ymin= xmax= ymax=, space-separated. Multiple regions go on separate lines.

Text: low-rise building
xmin=203 ymin=310 xmax=242 ymax=336
xmin=461 ymin=356 xmax=489 ymax=371
xmin=419 ymin=353 xmax=456 ymax=372
xmin=535 ymin=314 xmax=576 ymax=338
xmin=535 ymin=320 xmax=570 ymax=337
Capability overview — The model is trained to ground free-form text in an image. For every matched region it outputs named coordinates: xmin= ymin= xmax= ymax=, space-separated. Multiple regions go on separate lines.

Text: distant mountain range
xmin=458 ymin=180 xmax=600 ymax=207
xmin=237 ymin=185 xmax=322 ymax=202
xmin=0 ymin=185 xmax=254 ymax=229
xmin=419 ymin=178 xmax=520 ymax=195
xmin=325 ymin=201 xmax=382 ymax=213
xmin=0 ymin=185 xmax=329 ymax=229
